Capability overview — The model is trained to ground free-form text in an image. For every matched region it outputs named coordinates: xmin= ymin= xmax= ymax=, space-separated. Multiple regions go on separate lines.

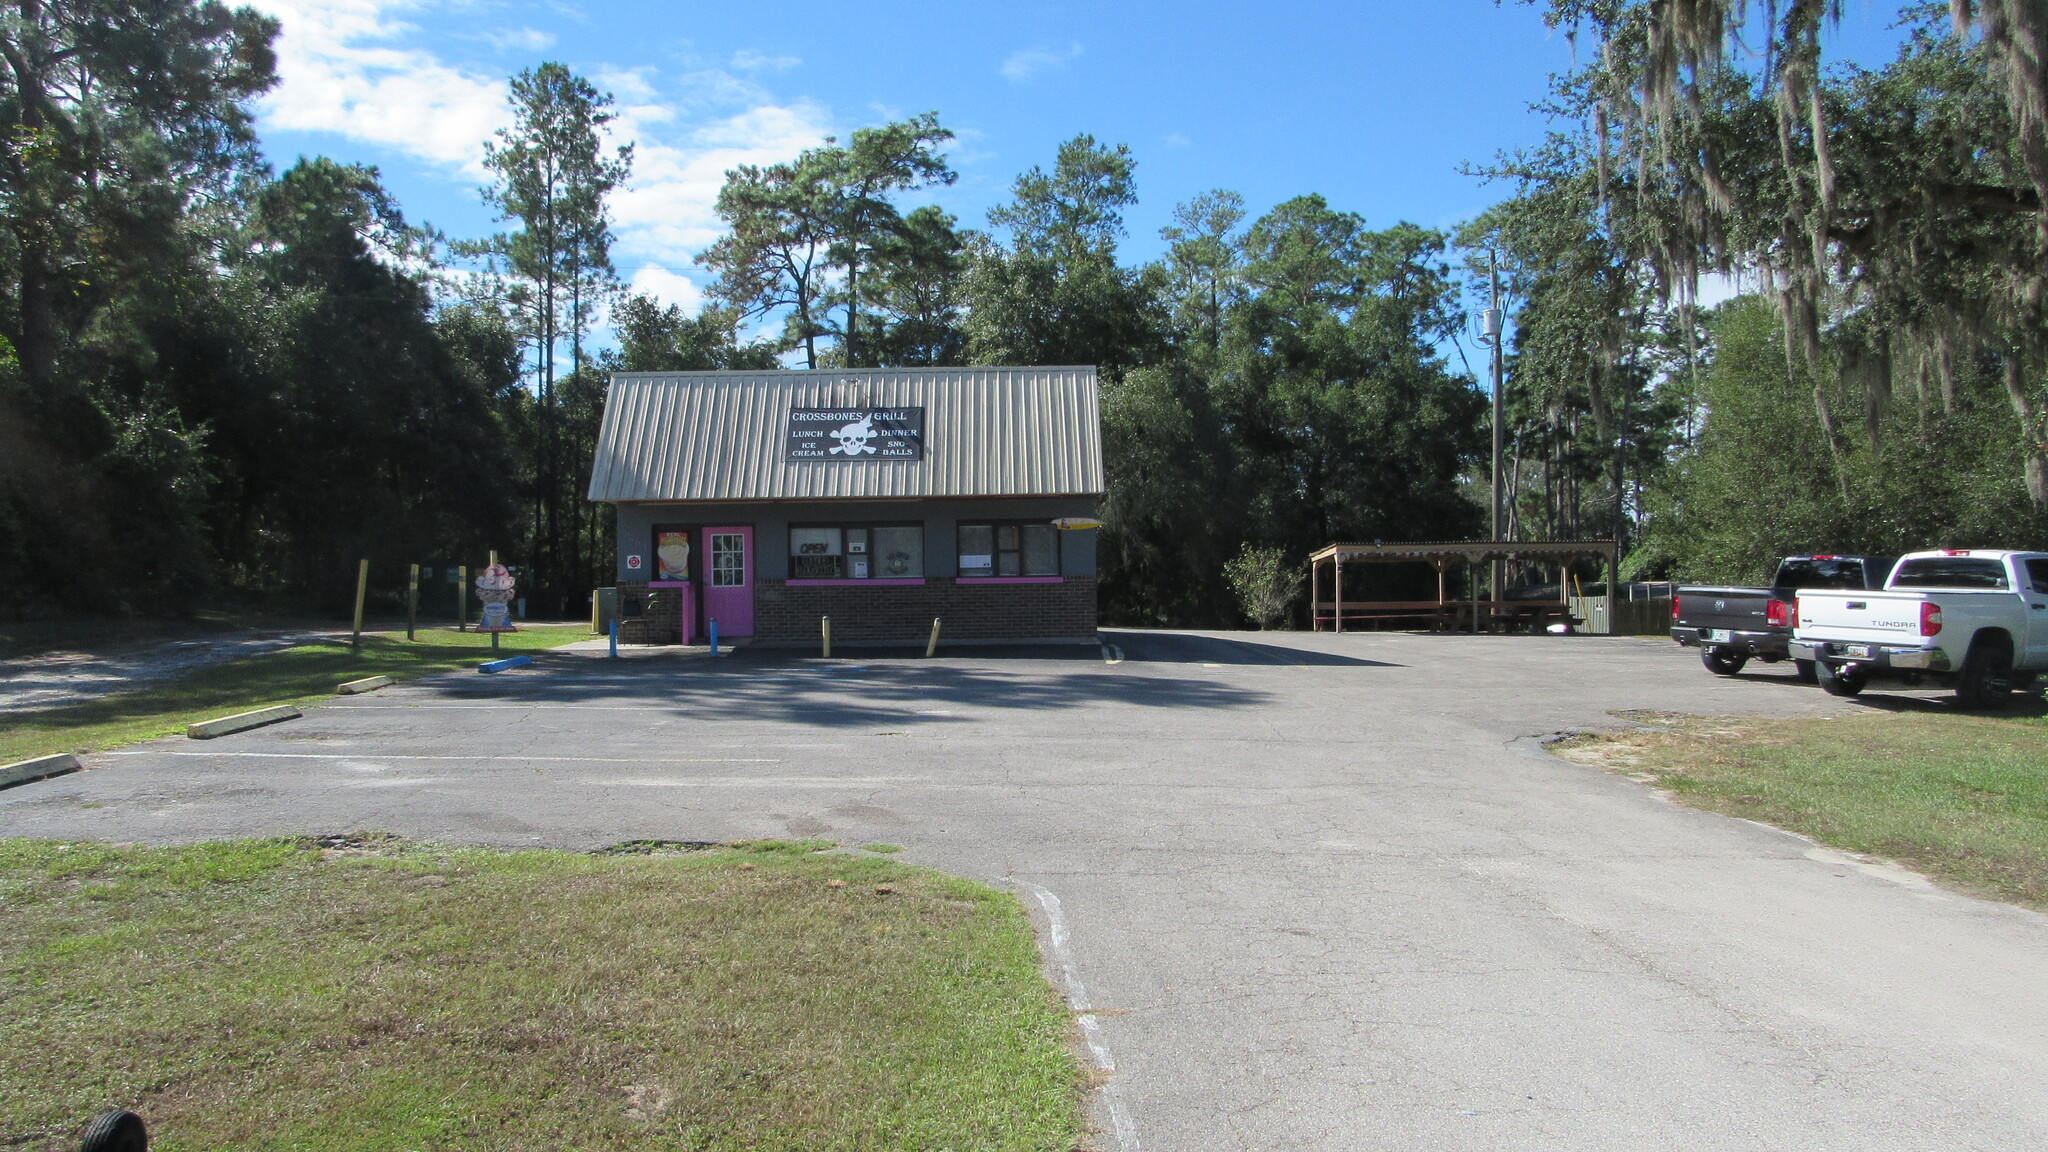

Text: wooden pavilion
xmin=1308 ymin=539 xmax=1619 ymax=634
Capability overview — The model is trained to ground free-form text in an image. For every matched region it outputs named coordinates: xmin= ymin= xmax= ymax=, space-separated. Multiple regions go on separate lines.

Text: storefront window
xmin=958 ymin=522 xmax=1060 ymax=577
xmin=790 ymin=524 xmax=922 ymax=579
xmin=655 ymin=531 xmax=692 ymax=580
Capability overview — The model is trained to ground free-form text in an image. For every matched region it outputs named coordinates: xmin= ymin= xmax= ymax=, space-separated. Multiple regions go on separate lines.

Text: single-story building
xmin=587 ymin=366 xmax=1104 ymax=645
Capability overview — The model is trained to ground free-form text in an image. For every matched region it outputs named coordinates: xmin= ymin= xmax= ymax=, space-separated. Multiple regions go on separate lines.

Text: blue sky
xmin=247 ymin=0 xmax=1920 ymax=329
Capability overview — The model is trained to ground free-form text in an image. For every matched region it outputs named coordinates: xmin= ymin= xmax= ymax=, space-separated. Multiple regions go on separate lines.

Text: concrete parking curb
xmin=336 ymin=675 xmax=395 ymax=695
xmin=187 ymin=705 xmax=301 ymax=739
xmin=478 ymin=655 xmax=533 ymax=674
xmin=0 ymin=753 xmax=81 ymax=791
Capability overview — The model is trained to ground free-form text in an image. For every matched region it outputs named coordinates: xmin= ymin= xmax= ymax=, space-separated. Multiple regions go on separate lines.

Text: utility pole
xmin=1482 ymin=251 xmax=1507 ymax=614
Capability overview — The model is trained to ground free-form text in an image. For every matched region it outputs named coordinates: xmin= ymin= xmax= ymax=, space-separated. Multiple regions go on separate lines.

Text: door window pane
xmin=874 ymin=527 xmax=923 ymax=577
xmin=711 ymin=533 xmax=746 ymax=587
xmin=2028 ymin=557 xmax=2048 ymax=594
xmin=1021 ymin=525 xmax=1058 ymax=576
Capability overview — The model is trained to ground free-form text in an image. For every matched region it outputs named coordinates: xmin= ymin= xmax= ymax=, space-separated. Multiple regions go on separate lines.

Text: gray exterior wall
xmin=614 ymin=497 xmax=1098 ymax=583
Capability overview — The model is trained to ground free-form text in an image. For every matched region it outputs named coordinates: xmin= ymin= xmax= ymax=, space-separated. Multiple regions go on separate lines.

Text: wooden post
xmin=1470 ymin=562 xmax=1480 ymax=634
xmin=1307 ymin=561 xmax=1318 ymax=631
xmin=351 ymin=559 xmax=369 ymax=650
xmin=407 ymin=563 xmax=419 ymax=641
xmin=458 ymin=565 xmax=468 ymax=632
xmin=1608 ymin=542 xmax=1621 ymax=636
xmin=1333 ymin=554 xmax=1344 ymax=634
xmin=822 ymin=615 xmax=832 ymax=658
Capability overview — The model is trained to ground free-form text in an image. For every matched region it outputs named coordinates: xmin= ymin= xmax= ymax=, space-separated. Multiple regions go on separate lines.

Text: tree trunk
xmin=2001 ymin=350 xmax=2048 ymax=510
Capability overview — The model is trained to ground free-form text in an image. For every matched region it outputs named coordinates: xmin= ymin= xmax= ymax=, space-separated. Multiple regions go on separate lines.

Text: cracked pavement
xmin=5 ymin=628 xmax=2047 ymax=1150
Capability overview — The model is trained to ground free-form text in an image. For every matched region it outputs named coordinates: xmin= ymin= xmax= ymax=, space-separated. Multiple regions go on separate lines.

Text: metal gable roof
xmin=586 ymin=366 xmax=1104 ymax=503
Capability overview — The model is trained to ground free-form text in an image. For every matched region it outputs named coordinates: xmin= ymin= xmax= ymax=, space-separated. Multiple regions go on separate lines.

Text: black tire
xmin=79 ymin=1110 xmax=147 ymax=1152
xmin=1954 ymin=635 xmax=2016 ymax=710
xmin=1817 ymin=660 xmax=1867 ymax=697
xmin=1701 ymin=646 xmax=1749 ymax=676
xmin=1793 ymin=658 xmax=1819 ymax=684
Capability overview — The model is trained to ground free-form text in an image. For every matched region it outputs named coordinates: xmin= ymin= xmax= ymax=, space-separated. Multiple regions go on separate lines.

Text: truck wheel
xmin=1817 ymin=661 xmax=1867 ymax=697
xmin=1701 ymin=647 xmax=1748 ymax=675
xmin=79 ymin=1110 xmax=147 ymax=1152
xmin=1954 ymin=636 xmax=2015 ymax=710
xmin=1794 ymin=659 xmax=1818 ymax=684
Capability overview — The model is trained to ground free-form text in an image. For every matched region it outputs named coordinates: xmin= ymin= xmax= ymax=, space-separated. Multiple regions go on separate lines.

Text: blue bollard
xmin=609 ymin=617 xmax=618 ymax=658
xmin=709 ymin=618 xmax=720 ymax=657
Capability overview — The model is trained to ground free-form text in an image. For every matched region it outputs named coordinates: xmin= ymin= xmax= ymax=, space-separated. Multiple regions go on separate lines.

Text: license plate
xmin=1707 ymin=629 xmax=1732 ymax=642
xmin=1845 ymin=644 xmax=1872 ymax=658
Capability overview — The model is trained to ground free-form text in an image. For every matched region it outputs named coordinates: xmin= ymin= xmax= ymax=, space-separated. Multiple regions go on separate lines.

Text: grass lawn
xmin=1555 ymin=706 xmax=2048 ymax=908
xmin=0 ymin=837 xmax=1084 ymax=1152
xmin=0 ymin=626 xmax=587 ymax=766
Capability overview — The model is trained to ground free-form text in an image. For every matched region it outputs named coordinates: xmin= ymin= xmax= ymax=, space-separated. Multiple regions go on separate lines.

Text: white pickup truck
xmin=1791 ymin=549 xmax=2048 ymax=708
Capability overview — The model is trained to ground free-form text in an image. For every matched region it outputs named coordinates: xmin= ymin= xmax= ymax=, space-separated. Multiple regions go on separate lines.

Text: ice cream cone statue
xmin=476 ymin=564 xmax=518 ymax=632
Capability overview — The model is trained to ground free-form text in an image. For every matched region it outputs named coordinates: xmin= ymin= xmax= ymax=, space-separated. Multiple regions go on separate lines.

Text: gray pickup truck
xmin=1671 ymin=555 xmax=1895 ymax=680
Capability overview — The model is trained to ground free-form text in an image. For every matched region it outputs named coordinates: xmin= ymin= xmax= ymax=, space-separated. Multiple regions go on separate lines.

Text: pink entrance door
xmin=702 ymin=527 xmax=754 ymax=637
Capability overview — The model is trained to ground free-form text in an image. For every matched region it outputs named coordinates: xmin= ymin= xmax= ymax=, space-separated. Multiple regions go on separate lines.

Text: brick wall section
xmin=753 ymin=578 xmax=1097 ymax=643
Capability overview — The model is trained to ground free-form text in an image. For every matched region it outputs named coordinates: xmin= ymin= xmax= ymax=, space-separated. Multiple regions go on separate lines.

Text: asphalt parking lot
xmin=7 ymin=629 xmax=2048 ymax=1151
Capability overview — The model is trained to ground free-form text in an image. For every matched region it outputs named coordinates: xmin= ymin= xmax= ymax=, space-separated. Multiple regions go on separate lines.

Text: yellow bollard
xmin=351 ymin=559 xmax=369 ymax=650
xmin=926 ymin=616 xmax=942 ymax=658
xmin=821 ymin=615 xmax=832 ymax=658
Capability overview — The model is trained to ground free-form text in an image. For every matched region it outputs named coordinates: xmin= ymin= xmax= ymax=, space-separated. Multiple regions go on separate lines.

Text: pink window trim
xmin=954 ymin=576 xmax=1066 ymax=584
xmin=784 ymin=578 xmax=928 ymax=587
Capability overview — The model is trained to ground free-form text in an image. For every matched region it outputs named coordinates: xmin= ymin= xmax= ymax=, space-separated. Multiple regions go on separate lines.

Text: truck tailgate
xmin=1796 ymin=589 xmax=1927 ymax=644
xmin=1674 ymin=586 xmax=1772 ymax=631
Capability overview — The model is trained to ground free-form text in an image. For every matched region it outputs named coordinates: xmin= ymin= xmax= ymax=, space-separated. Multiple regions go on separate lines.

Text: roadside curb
xmin=0 ymin=753 xmax=81 ymax=791
xmin=188 ymin=705 xmax=301 ymax=740
xmin=336 ymin=674 xmax=395 ymax=695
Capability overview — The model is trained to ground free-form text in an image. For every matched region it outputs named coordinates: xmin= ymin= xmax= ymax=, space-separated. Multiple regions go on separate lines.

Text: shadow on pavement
xmin=1845 ymin=691 xmax=2048 ymax=719
xmin=1106 ymin=630 xmax=1399 ymax=668
xmin=399 ymin=647 xmax=1275 ymax=728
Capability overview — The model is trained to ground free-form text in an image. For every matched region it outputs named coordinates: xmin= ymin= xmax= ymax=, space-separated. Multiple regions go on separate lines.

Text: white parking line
xmin=106 ymin=751 xmax=782 ymax=764
xmin=1024 ymin=882 xmax=1140 ymax=1152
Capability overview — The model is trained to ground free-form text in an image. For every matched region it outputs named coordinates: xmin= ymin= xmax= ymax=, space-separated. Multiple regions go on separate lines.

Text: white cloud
xmin=481 ymin=26 xmax=555 ymax=52
xmin=1162 ymin=132 xmax=1191 ymax=150
xmin=628 ymin=265 xmax=705 ymax=312
xmin=1001 ymin=43 xmax=1082 ymax=82
xmin=731 ymin=49 xmax=801 ymax=72
xmin=250 ymin=0 xmax=510 ymax=173
xmin=250 ymin=1 xmax=834 ymax=322
xmin=609 ymin=100 xmax=833 ymax=268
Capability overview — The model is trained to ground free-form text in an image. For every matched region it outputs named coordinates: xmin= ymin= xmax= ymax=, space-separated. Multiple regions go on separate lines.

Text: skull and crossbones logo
xmin=829 ymin=414 xmax=878 ymax=456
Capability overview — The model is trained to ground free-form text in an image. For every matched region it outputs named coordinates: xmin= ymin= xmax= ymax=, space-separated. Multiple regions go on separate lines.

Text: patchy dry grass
xmin=0 ymin=838 xmax=1083 ymax=1152
xmin=0 ymin=626 xmax=586 ymax=766
xmin=1554 ymin=707 xmax=2048 ymax=908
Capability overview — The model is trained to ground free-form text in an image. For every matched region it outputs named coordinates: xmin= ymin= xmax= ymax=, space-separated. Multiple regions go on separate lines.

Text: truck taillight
xmin=1672 ymin=596 xmax=1681 ymax=621
xmin=1920 ymin=601 xmax=1943 ymax=637
xmin=1766 ymin=598 xmax=1790 ymax=627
